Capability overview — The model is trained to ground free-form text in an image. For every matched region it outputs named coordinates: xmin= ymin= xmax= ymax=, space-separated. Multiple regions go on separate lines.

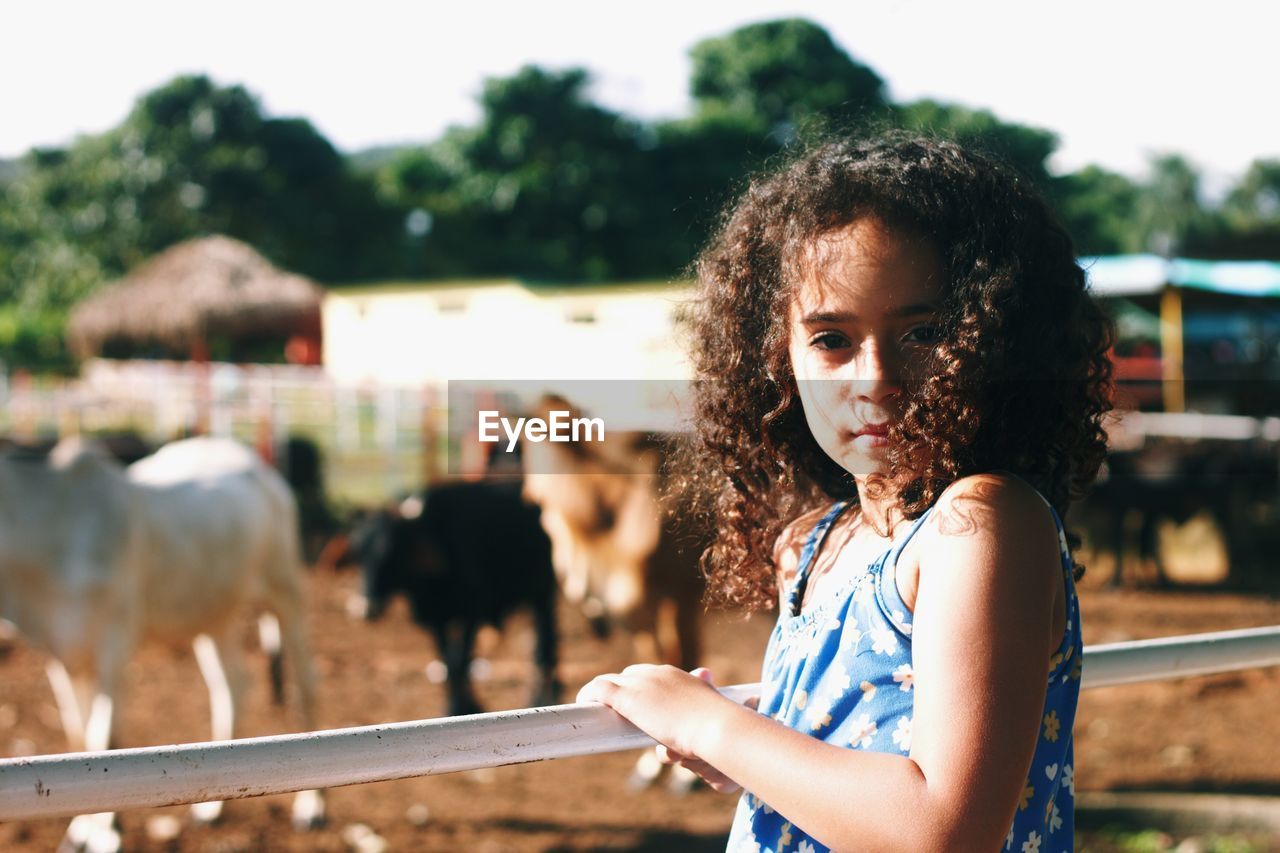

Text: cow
xmin=349 ymin=478 xmax=562 ymax=717
xmin=276 ymin=434 xmax=342 ymax=565
xmin=518 ymin=396 xmax=708 ymax=792
xmin=520 ymin=397 xmax=705 ymax=672
xmin=0 ymin=436 xmax=324 ymax=852
xmin=1078 ymin=442 xmax=1278 ymax=588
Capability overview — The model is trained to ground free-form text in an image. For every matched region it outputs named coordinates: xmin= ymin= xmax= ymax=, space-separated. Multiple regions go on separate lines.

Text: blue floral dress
xmin=725 ymin=491 xmax=1083 ymax=853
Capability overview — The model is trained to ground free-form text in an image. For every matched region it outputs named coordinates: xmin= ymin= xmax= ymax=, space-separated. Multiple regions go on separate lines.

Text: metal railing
xmin=2 ymin=626 xmax=1278 ymax=821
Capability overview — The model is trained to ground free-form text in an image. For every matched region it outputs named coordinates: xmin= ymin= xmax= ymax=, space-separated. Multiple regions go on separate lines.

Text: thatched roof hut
xmin=67 ymin=235 xmax=323 ymax=360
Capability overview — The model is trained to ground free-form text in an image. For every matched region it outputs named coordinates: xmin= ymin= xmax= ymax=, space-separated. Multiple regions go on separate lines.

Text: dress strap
xmin=887 ymin=505 xmax=937 ymax=569
xmin=787 ymin=501 xmax=851 ymax=616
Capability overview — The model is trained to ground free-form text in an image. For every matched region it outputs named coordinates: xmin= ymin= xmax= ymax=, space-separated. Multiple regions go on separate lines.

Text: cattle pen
xmin=1 ymin=626 xmax=1278 ymax=822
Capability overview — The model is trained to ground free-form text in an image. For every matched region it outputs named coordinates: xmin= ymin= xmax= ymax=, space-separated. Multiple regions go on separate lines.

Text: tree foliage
xmin=3 ymin=19 xmax=1278 ymax=372
xmin=894 ymin=99 xmax=1059 ymax=192
xmin=689 ymin=18 xmax=888 ymax=142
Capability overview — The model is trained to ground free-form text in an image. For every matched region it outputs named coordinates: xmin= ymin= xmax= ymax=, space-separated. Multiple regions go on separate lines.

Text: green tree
xmin=689 ymin=18 xmax=888 ymax=143
xmin=1052 ymin=165 xmax=1142 ymax=255
xmin=381 ymin=66 xmax=655 ymax=281
xmin=6 ymin=74 xmax=397 ymax=300
xmin=1134 ymin=154 xmax=1211 ymax=256
xmin=894 ymin=99 xmax=1059 ymax=192
xmin=1194 ymin=158 xmax=1280 ymax=258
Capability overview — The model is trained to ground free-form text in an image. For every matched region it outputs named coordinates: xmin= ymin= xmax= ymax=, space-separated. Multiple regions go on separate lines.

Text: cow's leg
xmin=62 ymin=635 xmax=129 ymax=853
xmin=673 ymin=596 xmax=702 ymax=674
xmin=189 ymin=629 xmax=248 ymax=824
xmin=268 ymin=591 xmax=327 ymax=830
xmin=258 ymin=612 xmax=285 ymax=706
xmin=440 ymin=620 xmax=482 ymax=717
xmin=45 ymin=659 xmax=91 ymax=753
xmin=1137 ymin=511 xmax=1168 ymax=588
xmin=528 ymin=598 xmax=562 ymax=707
xmin=1107 ymin=507 xmax=1132 ymax=589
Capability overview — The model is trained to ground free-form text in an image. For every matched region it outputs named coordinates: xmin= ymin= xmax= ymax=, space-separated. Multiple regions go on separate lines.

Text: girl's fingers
xmin=656 ymin=744 xmax=688 ymax=764
xmin=675 ymin=758 xmax=740 ymax=793
xmin=575 ymin=674 xmax=623 ymax=705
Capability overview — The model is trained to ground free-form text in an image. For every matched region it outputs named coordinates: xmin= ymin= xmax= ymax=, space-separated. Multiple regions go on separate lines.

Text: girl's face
xmin=787 ymin=218 xmax=945 ymax=480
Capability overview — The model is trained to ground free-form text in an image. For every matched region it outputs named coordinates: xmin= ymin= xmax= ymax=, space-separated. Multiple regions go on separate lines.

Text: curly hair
xmin=670 ymin=133 xmax=1115 ymax=611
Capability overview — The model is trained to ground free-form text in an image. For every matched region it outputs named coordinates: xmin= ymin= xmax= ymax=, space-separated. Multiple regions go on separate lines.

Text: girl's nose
xmin=852 ymin=339 xmax=902 ymax=405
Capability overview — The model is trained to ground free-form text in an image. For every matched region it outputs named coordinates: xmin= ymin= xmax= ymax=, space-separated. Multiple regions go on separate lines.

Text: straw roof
xmin=67 ymin=235 xmax=323 ymax=358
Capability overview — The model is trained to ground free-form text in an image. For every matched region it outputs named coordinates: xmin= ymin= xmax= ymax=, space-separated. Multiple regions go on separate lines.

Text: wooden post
xmin=191 ymin=335 xmax=211 ymax=436
xmin=1159 ymin=286 xmax=1185 ymax=413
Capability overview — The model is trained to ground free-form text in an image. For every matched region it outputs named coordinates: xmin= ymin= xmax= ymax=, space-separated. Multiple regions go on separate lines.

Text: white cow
xmin=0 ymin=437 xmax=324 ymax=851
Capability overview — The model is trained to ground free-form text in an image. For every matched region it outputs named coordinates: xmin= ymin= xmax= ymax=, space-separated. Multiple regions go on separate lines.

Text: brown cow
xmin=520 ymin=396 xmax=704 ymax=673
xmin=519 ymin=395 xmax=707 ymax=792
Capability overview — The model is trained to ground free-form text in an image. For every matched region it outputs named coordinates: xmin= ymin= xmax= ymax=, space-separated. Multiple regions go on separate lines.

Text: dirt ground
xmin=2 ymin=567 xmax=1278 ymax=852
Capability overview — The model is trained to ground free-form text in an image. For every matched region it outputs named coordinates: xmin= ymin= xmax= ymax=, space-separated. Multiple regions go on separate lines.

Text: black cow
xmin=351 ymin=479 xmax=561 ymax=716
xmin=1081 ymin=443 xmax=1279 ymax=588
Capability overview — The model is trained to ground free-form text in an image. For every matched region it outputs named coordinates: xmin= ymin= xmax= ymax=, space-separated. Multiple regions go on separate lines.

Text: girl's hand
xmin=576 ymin=664 xmax=741 ymax=767
xmin=654 ymin=668 xmax=754 ymax=794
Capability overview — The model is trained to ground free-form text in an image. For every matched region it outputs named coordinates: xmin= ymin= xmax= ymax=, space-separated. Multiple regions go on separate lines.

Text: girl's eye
xmin=810 ymin=331 xmax=850 ymax=351
xmin=903 ymin=325 xmax=940 ymax=345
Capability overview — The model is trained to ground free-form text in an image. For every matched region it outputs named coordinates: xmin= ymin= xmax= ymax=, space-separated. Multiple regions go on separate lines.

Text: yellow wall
xmin=322 ymin=280 xmax=696 ymax=387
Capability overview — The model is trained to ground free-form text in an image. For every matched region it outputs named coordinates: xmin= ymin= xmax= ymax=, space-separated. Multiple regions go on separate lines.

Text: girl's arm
xmin=578 ymin=473 xmax=1063 ymax=852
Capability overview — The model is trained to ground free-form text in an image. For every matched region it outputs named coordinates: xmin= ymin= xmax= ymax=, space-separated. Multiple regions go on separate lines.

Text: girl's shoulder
xmin=909 ymin=471 xmax=1062 ymax=582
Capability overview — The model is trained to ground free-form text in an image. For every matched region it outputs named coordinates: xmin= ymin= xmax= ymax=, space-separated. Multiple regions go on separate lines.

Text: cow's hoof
xmin=529 ymin=678 xmax=564 ymax=708
xmin=587 ymin=614 xmax=612 ymax=640
xmin=62 ymin=814 xmax=121 ymax=853
xmin=189 ymin=799 xmax=224 ymax=825
xmin=666 ymin=764 xmax=700 ymax=796
xmin=292 ymin=789 xmax=327 ymax=830
xmin=626 ymin=748 xmax=664 ymax=791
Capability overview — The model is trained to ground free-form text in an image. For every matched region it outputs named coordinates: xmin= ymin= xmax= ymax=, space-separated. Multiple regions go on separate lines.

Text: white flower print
xmin=821 ymin=617 xmax=842 ymax=634
xmin=891 ymin=716 xmax=913 ymax=752
xmin=840 ymin=627 xmax=865 ymax=657
xmin=871 ymin=625 xmax=898 ymax=655
xmin=853 ymin=575 xmax=875 ymax=606
xmin=735 ymin=834 xmax=761 ymax=853
xmin=1049 ymin=803 xmax=1062 ymax=833
xmin=797 ymin=840 xmax=817 ymax=853
xmin=1058 ymin=528 xmax=1069 ymax=555
xmin=800 ymin=623 xmax=822 ymax=654
xmin=778 ymin=822 xmax=793 ymax=850
xmin=891 ymin=609 xmax=913 ymax=635
xmin=1005 ymin=825 xmax=1014 ymax=850
xmin=807 ymin=697 xmax=834 ymax=732
xmin=892 ymin=663 xmax=914 ymax=692
xmin=1021 ymin=830 xmax=1042 ymax=853
xmin=1062 ymin=764 xmax=1074 ymax=796
xmin=849 ymin=713 xmax=877 ymax=748
xmin=860 ymin=680 xmax=877 ymax=701
xmin=831 ymin=658 xmax=852 ymax=692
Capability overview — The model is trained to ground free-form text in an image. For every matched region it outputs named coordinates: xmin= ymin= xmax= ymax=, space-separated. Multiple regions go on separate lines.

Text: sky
xmin=3 ymin=1 xmax=1276 ymax=190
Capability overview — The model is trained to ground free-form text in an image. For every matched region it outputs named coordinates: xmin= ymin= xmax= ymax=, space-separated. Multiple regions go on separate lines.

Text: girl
xmin=577 ymin=135 xmax=1113 ymax=852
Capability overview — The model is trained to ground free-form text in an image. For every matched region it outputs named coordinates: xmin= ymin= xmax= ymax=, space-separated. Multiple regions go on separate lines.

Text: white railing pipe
xmin=1 ymin=627 xmax=1277 ymax=821
xmin=1080 ymin=625 xmax=1280 ymax=689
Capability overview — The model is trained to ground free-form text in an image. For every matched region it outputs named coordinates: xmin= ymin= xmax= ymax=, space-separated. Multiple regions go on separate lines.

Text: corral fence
xmin=1 ymin=626 xmax=1277 ymax=821
xmin=5 ymin=360 xmax=1280 ymax=509
xmin=0 ymin=359 xmax=448 ymax=506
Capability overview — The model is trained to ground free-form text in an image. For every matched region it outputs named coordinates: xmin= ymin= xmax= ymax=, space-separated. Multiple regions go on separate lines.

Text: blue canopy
xmin=1081 ymin=255 xmax=1280 ymax=298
